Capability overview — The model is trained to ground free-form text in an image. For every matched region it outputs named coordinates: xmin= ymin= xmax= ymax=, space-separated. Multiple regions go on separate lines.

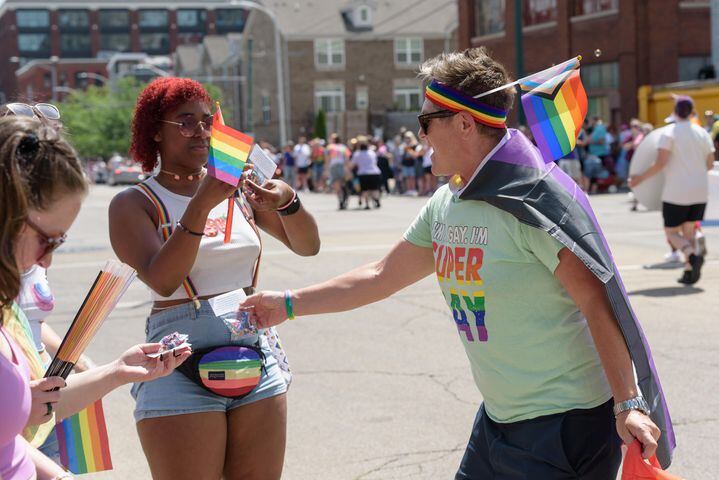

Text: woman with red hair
xmin=109 ymin=77 xmax=320 ymax=479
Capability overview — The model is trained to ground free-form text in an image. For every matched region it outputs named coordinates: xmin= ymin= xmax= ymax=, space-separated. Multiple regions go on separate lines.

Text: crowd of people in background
xmin=260 ymin=129 xmax=441 ymax=210
xmin=257 ymin=109 xmax=717 ymax=213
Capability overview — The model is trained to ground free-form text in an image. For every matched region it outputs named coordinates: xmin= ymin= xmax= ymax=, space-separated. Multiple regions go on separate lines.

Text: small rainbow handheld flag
xmin=208 ymin=104 xmax=253 ymax=187
xmin=517 ymin=56 xmax=587 ymax=162
xmin=56 ymin=400 xmax=113 ymax=474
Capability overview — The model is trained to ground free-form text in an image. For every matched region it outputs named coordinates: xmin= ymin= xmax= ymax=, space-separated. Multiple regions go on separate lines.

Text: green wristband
xmin=284 ymin=290 xmax=295 ymax=320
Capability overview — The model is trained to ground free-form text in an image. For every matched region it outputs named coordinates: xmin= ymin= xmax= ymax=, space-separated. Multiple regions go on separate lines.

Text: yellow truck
xmin=638 ymin=79 xmax=719 ymax=127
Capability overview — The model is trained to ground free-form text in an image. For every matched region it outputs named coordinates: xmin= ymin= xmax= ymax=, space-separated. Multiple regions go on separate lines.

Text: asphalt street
xmin=46 ymin=185 xmax=718 ymax=479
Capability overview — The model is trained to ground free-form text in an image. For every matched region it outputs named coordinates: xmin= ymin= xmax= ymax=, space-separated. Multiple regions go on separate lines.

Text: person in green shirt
xmin=242 ymin=48 xmax=663 ymax=479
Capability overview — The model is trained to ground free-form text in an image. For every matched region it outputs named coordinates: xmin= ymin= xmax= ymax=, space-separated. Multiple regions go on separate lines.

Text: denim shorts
xmin=131 ymin=301 xmax=288 ymax=422
xmin=401 ymin=166 xmax=416 ymax=179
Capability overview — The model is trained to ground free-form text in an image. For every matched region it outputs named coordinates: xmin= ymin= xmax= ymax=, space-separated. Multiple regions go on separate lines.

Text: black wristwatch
xmin=277 ymin=192 xmax=301 ymax=216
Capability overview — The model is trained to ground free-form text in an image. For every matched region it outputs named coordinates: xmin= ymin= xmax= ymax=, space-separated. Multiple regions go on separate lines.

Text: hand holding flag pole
xmin=207 ymin=102 xmax=254 ymax=243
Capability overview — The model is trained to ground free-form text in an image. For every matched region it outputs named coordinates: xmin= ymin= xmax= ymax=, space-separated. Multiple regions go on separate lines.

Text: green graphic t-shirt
xmin=404 ymin=185 xmax=611 ymax=423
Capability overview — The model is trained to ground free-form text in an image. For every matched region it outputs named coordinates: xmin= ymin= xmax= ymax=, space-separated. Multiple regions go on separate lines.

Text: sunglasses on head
xmin=4 ymin=103 xmax=61 ymax=121
xmin=25 ymin=217 xmax=66 ymax=261
xmin=159 ymin=115 xmax=214 ymax=138
xmin=417 ymin=110 xmax=457 ymax=135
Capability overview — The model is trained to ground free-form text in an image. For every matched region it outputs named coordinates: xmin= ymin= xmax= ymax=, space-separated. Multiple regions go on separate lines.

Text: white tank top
xmin=133 ymin=177 xmax=261 ymax=301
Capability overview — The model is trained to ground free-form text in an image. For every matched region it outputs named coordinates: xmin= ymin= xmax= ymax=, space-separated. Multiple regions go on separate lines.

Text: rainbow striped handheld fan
xmin=45 ymin=259 xmax=137 ymax=379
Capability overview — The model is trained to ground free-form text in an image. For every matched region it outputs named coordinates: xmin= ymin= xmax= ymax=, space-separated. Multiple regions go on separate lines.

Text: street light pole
xmin=230 ymin=0 xmax=287 ymax=146
xmin=50 ymin=56 xmax=59 ymax=102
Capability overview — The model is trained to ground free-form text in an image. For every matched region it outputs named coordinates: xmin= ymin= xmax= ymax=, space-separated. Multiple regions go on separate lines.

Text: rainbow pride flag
xmin=56 ymin=399 xmax=113 ymax=474
xmin=208 ymin=107 xmax=253 ymax=187
xmin=517 ymin=57 xmax=587 ymax=162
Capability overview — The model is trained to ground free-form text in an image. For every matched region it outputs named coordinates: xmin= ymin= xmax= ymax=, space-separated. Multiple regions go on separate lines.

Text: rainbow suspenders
xmin=136 ymin=183 xmax=264 ymax=310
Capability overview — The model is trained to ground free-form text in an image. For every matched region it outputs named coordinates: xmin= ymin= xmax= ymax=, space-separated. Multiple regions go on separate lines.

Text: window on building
xmin=261 ymin=94 xmax=271 ymax=125
xmin=678 ymin=56 xmax=713 ymax=81
xmin=474 ymin=0 xmax=505 ymax=36
xmin=99 ymin=10 xmax=130 ymax=29
xmin=139 ymin=33 xmax=170 ymax=54
xmin=177 ymin=9 xmax=207 ymax=30
xmin=43 ymin=73 xmax=52 ymax=89
xmin=314 ymin=39 xmax=345 ymax=68
xmin=177 ymin=33 xmax=205 ymax=45
xmin=16 ymin=9 xmax=50 ymax=29
xmin=588 ymin=96 xmax=610 ymax=121
xmin=393 ymin=86 xmax=422 ymax=111
xmin=581 ymin=62 xmax=619 ymax=89
xmin=58 ymin=10 xmax=90 ymax=29
xmin=394 ymin=38 xmax=423 ymax=65
xmin=100 ymin=33 xmax=131 ymax=52
xmin=215 ymin=9 xmax=247 ymax=32
xmin=356 ymin=86 xmax=369 ymax=110
xmin=315 ymin=85 xmax=345 ymax=113
xmin=525 ymin=0 xmax=557 ymax=26
xmin=138 ymin=10 xmax=169 ymax=29
xmin=61 ymin=34 xmax=92 ymax=56
xmin=18 ymin=33 xmax=51 ymax=55
xmin=355 ymin=5 xmax=372 ymax=27
xmin=574 ymin=0 xmax=618 ymax=16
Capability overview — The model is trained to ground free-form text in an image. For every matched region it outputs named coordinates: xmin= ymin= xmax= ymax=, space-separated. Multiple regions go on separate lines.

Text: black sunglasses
xmin=159 ymin=115 xmax=214 ymax=138
xmin=417 ymin=110 xmax=458 ymax=134
xmin=25 ymin=217 xmax=67 ymax=261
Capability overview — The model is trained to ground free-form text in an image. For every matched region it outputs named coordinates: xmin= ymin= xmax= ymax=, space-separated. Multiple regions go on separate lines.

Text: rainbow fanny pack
xmin=177 ymin=344 xmax=266 ymax=399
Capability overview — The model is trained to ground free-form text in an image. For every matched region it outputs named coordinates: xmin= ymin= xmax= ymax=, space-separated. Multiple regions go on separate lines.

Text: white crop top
xmin=133 ymin=177 xmax=261 ymax=301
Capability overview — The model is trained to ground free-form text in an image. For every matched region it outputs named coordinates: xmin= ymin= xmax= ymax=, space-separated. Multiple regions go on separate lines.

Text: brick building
xmin=0 ymin=0 xmax=249 ymax=103
xmin=457 ymin=0 xmax=713 ymax=125
xmin=226 ymin=0 xmax=458 ymax=145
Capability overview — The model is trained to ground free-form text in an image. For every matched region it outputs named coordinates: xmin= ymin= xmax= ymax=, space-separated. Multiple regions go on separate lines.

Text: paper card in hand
xmin=248 ymin=144 xmax=278 ymax=183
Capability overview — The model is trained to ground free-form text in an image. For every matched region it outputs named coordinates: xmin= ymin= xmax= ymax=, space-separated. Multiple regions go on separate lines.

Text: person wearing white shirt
xmin=351 ymin=138 xmax=382 ymax=209
xmin=293 ymin=137 xmax=312 ymax=191
xmin=630 ymin=95 xmax=716 ymax=284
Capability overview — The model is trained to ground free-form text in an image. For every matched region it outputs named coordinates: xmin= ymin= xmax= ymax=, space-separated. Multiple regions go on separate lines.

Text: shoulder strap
xmin=136 ymin=182 xmax=201 ymax=309
xmin=234 ymin=193 xmax=262 ymax=289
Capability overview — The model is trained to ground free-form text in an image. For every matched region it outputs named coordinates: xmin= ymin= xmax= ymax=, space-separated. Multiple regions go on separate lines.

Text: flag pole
xmin=473 ymin=55 xmax=582 ymax=99
xmin=215 ymin=101 xmax=234 ymax=245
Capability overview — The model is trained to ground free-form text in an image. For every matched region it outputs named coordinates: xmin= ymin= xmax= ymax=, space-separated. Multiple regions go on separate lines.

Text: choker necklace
xmin=160 ymin=168 xmax=204 ymax=181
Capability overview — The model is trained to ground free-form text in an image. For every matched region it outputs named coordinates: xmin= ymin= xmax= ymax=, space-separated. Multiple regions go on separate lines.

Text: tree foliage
xmin=314 ymin=108 xmax=327 ymax=140
xmin=58 ymin=78 xmax=229 ymax=159
xmin=58 ymin=77 xmax=145 ymax=159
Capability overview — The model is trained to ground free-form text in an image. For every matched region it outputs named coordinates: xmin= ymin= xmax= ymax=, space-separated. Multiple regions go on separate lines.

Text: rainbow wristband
xmin=284 ymin=290 xmax=295 ymax=320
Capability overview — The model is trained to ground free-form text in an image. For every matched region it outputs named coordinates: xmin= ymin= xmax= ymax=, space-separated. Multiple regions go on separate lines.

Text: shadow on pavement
xmin=628 ymin=286 xmax=704 ymax=297
xmin=642 ymin=261 xmax=684 ymax=270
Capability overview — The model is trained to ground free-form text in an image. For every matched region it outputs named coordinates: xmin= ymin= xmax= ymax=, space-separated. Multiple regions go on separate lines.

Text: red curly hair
xmin=130 ymin=77 xmax=211 ymax=172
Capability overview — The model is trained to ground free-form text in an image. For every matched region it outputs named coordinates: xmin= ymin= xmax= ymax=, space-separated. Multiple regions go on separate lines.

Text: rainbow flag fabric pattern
xmin=56 ymin=400 xmax=113 ymax=474
xmin=208 ymin=109 xmax=253 ymax=187
xmin=198 ymin=346 xmax=262 ymax=397
xmin=517 ymin=57 xmax=587 ymax=162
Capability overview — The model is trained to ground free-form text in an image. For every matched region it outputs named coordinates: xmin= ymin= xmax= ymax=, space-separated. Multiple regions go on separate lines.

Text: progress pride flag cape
xmin=460 ymin=129 xmax=676 ymax=468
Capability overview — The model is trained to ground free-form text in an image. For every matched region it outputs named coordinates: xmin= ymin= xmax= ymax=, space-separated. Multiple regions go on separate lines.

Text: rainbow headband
xmin=425 ymin=80 xmax=507 ymax=128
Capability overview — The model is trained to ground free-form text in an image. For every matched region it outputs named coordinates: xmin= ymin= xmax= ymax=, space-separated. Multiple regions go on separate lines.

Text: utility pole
xmin=713 ymin=0 xmax=719 ymax=77
xmin=514 ymin=0 xmax=525 ymax=124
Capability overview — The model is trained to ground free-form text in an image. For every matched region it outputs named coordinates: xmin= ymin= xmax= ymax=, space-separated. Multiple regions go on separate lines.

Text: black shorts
xmin=456 ymin=400 xmax=621 ymax=480
xmin=358 ymin=174 xmax=381 ymax=191
xmin=662 ymin=202 xmax=706 ymax=228
xmin=297 ymin=166 xmax=310 ymax=174
xmin=423 ymin=166 xmax=432 ymax=175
